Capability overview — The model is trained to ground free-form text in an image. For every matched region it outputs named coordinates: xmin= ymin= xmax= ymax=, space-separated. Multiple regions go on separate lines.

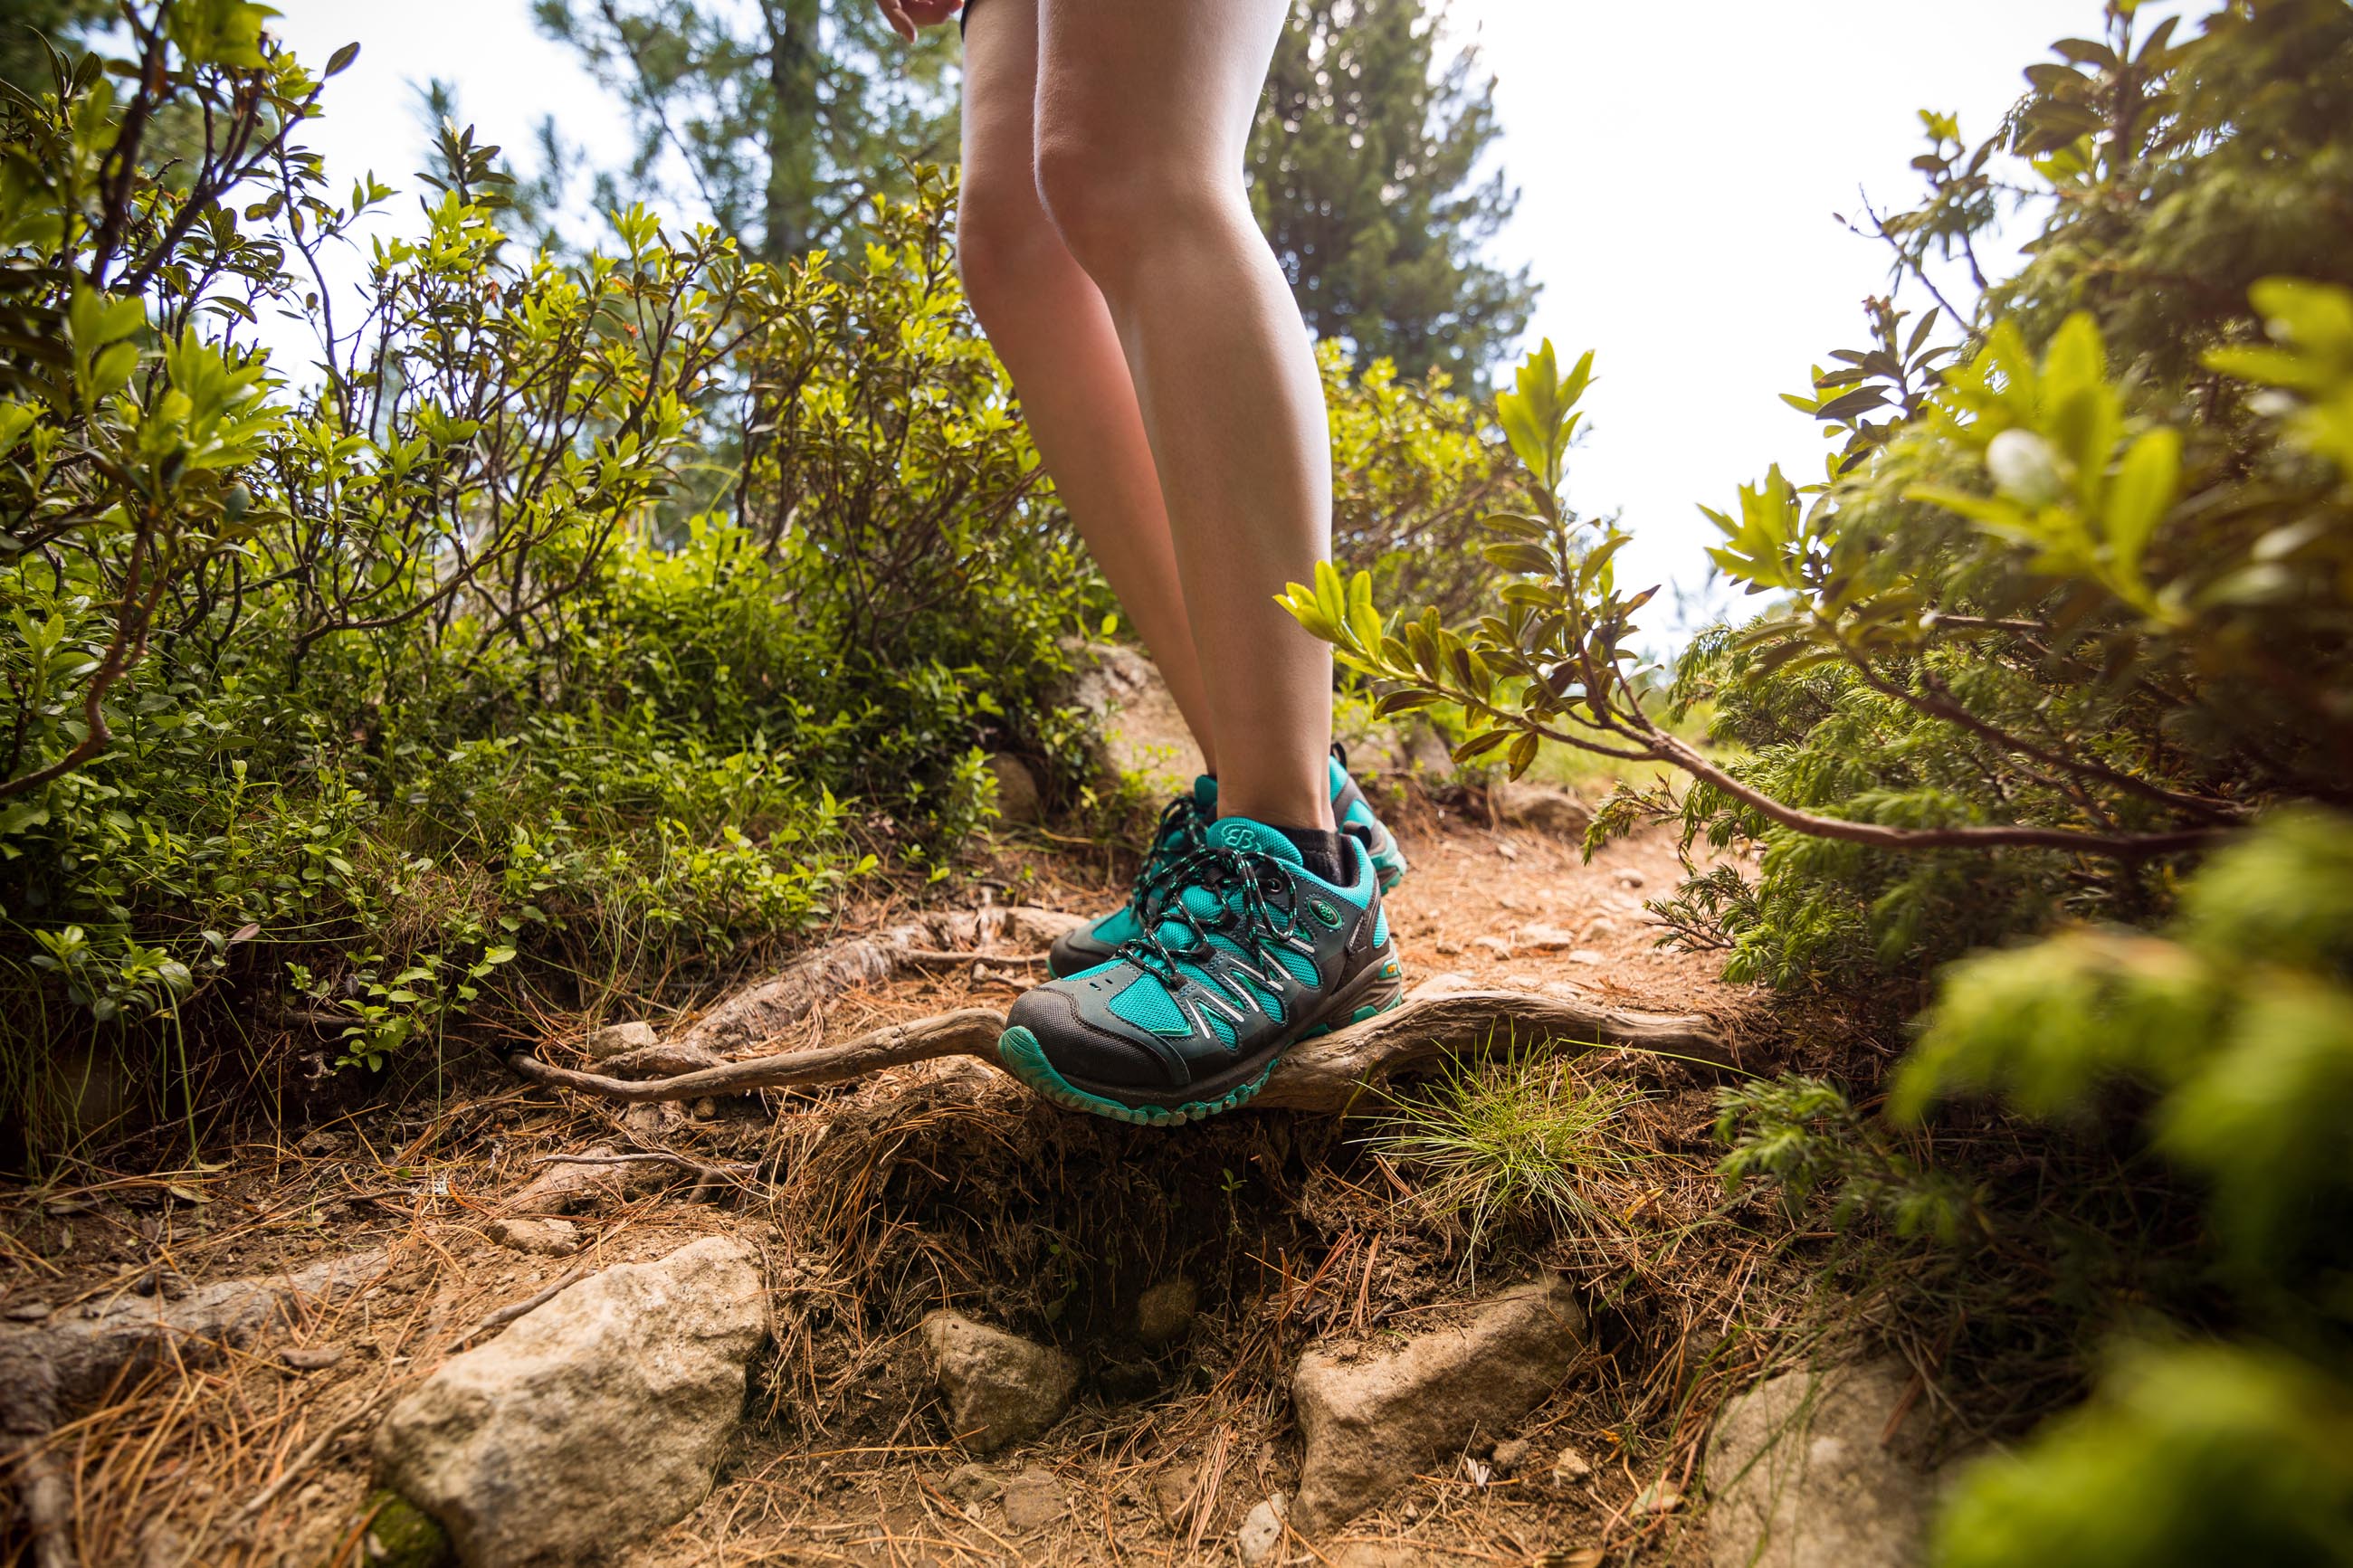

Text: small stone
xmin=1238 ymin=1495 xmax=1288 ymax=1564
xmin=986 ymin=754 xmax=1047 ymax=825
xmin=1612 ymin=869 xmax=1646 ymax=889
xmin=5 ymin=1301 xmax=52 ymax=1322
xmin=297 ymin=1128 xmax=345 ymax=1157
xmin=281 ymin=1345 xmax=345 ymax=1372
xmin=1148 ymin=1463 xmax=1198 ymax=1527
xmin=691 ymin=1098 xmax=719 ymax=1119
xmin=1001 ymin=1469 xmax=1067 ymax=1531
xmin=582 ymin=1021 xmax=658 ymax=1061
xmin=1551 ymin=1448 xmax=1594 ymax=1484
xmin=486 ymin=1216 xmax=583 ymax=1256
xmin=1519 ymin=925 xmax=1580 ymax=951
xmin=1491 ymin=1437 xmax=1530 ymax=1477
xmin=1568 ymin=949 xmax=1605 ymax=965
xmin=1492 ymin=781 xmax=1593 ymax=839
xmin=919 ymin=1311 xmax=1079 ymax=1454
xmin=943 ymin=1462 xmax=1002 ymax=1504
xmin=374 ymin=1237 xmax=767 ymax=1567
xmin=1433 ymin=940 xmax=1462 ymax=955
xmin=1291 ymin=1274 xmax=1587 ymax=1533
xmin=1633 ymin=1479 xmax=1683 ymax=1516
xmin=1134 ymin=1278 xmax=1198 ymax=1347
xmin=1495 ymin=841 xmax=1519 ymax=860
xmin=1472 ymin=935 xmax=1513 ymax=956
xmin=1584 ymin=917 xmax=1622 ymax=942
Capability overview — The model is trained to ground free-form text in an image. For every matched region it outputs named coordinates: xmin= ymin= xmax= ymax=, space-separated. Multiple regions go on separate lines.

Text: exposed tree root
xmin=510 ymin=971 xmax=1736 ymax=1116
xmin=0 ymin=1249 xmax=388 ymax=1568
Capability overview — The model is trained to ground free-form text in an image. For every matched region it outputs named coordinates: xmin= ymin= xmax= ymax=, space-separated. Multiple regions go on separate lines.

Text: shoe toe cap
xmin=1006 ymin=984 xmax=1171 ymax=1091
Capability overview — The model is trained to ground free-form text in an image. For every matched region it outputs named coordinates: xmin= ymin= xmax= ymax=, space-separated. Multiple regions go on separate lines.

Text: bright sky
xmin=272 ymin=0 xmax=2165 ymax=640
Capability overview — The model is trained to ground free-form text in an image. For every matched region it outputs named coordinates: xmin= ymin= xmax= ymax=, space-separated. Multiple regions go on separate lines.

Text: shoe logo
xmin=1309 ymin=899 xmax=1343 ymax=929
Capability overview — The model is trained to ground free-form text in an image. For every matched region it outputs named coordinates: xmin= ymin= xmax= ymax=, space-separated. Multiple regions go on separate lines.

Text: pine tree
xmin=531 ymin=0 xmax=958 ymax=265
xmin=1249 ymin=0 xmax=1537 ymax=384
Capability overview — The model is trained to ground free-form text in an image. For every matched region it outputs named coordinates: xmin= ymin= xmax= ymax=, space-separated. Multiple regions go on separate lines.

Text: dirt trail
xmin=0 ymin=802 xmax=1775 ymax=1568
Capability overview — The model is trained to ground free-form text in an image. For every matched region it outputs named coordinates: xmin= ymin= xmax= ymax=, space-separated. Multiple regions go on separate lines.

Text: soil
xmin=0 ymin=794 xmax=1796 ymax=1568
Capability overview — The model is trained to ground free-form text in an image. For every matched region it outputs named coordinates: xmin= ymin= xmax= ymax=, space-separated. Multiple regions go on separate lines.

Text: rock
xmin=1491 ymin=781 xmax=1592 ymax=839
xmin=943 ymin=1462 xmax=1002 ymax=1504
xmin=1490 ymin=1437 xmax=1530 ymax=1477
xmin=1290 ymin=1274 xmax=1586 ymax=1534
xmin=485 ymin=1217 xmax=582 ymax=1257
xmin=1551 ymin=1447 xmax=1594 ymax=1485
xmin=1567 ymin=948 xmax=1605 ymax=966
xmin=1048 ymin=640 xmax=1202 ymax=796
xmin=1584 ymin=917 xmax=1622 ymax=942
xmin=1148 ymin=1463 xmax=1197 ymax=1528
xmin=1238 ymin=1494 xmax=1288 ymax=1564
xmin=1612 ymin=869 xmax=1646 ymax=889
xmin=281 ymin=1344 xmax=344 ymax=1372
xmin=1633 ymin=1478 xmax=1683 ymax=1516
xmin=503 ymin=1144 xmax=664 ymax=1216
xmin=360 ymin=1489 xmax=452 ymax=1568
xmin=374 ymin=1236 xmax=767 ymax=1567
xmin=1133 ymin=1278 xmax=1198 ymax=1347
xmin=1705 ymin=1358 xmax=1940 ymax=1568
xmin=919 ymin=1311 xmax=1078 ymax=1454
xmin=1519 ymin=925 xmax=1581 ymax=951
xmin=1001 ymin=1468 xmax=1067 ymax=1531
xmin=1472 ymin=935 xmax=1513 ymax=957
xmin=985 ymin=753 xmax=1046 ymax=825
xmin=580 ymin=1021 xmax=657 ymax=1061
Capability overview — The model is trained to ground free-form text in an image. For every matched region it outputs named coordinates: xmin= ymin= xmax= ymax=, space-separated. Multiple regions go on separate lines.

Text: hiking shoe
xmin=1002 ymin=815 xmax=1407 ymax=1126
xmin=1044 ymin=747 xmax=1408 ymax=979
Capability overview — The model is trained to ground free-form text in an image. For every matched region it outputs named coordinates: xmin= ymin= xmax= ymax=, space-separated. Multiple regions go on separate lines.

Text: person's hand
xmin=876 ymin=0 xmax=962 ymax=43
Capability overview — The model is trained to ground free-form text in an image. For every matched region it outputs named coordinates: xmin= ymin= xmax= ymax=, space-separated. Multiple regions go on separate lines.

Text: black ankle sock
xmin=1272 ymin=825 xmax=1348 ymax=884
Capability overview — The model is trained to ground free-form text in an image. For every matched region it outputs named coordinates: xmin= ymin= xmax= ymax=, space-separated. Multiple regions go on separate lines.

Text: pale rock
xmin=1491 ymin=781 xmax=1592 ymax=839
xmin=1001 ymin=1468 xmax=1068 ymax=1531
xmin=580 ymin=1022 xmax=657 ymax=1062
xmin=1705 ymin=1358 xmax=1942 ymax=1568
xmin=919 ymin=1311 xmax=1078 ymax=1454
xmin=1612 ymin=869 xmax=1646 ymax=889
xmin=1568 ymin=949 xmax=1605 ymax=965
xmin=1490 ymin=1437 xmax=1530 ymax=1477
xmin=1551 ymin=1447 xmax=1594 ymax=1485
xmin=1472 ymin=935 xmax=1514 ymax=957
xmin=1518 ymin=925 xmax=1581 ymax=951
xmin=1238 ymin=1494 xmax=1288 ymax=1565
xmin=1290 ymin=1274 xmax=1586 ymax=1533
xmin=943 ymin=1462 xmax=1002 ymax=1503
xmin=374 ymin=1236 xmax=767 ymax=1567
xmin=485 ymin=1217 xmax=582 ymax=1257
xmin=1049 ymin=641 xmax=1202 ymax=796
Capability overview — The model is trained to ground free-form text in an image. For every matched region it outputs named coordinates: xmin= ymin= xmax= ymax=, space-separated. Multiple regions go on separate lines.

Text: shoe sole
xmin=998 ymin=953 xmax=1408 ymax=1126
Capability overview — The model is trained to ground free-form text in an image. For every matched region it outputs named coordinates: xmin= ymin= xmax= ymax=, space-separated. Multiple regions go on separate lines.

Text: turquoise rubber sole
xmin=1370 ymin=834 xmax=1410 ymax=891
xmin=998 ymin=993 xmax=1404 ymax=1126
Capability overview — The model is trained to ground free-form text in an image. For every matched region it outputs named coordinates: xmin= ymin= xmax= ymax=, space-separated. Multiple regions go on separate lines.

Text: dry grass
xmin=3 ymin=812 xmax=1846 ymax=1568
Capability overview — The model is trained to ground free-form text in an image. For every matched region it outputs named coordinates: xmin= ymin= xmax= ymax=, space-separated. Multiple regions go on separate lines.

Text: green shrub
xmin=0 ymin=3 xmax=1105 ymax=1136
xmin=1282 ymin=1 xmax=2353 ymax=1558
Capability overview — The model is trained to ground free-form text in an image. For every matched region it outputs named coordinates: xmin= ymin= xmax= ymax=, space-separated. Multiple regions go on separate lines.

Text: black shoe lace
xmin=1126 ymin=794 xmax=1209 ymax=909
xmin=1116 ymin=844 xmax=1307 ymax=995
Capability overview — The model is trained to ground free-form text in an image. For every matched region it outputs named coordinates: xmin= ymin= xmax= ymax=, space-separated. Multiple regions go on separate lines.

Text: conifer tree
xmin=1249 ymin=0 xmax=1537 ymax=384
xmin=532 ymin=0 xmax=958 ymax=265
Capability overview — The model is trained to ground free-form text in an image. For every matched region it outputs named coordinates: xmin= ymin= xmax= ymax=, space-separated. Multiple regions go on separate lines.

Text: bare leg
xmin=1032 ymin=0 xmax=1334 ymax=831
xmin=957 ymin=0 xmax=1220 ymax=773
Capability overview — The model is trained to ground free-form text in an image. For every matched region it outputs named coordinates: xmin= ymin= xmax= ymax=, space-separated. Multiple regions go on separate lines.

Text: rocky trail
xmin=2 ymin=705 xmax=1940 ymax=1568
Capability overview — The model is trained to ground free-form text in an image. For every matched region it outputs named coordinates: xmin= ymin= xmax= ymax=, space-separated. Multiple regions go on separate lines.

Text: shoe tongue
xmin=1193 ymin=774 xmax=1218 ymax=808
xmin=1206 ymin=815 xmax=1302 ymax=865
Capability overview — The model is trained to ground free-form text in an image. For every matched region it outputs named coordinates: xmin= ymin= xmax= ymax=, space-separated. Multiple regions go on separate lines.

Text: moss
xmin=355 ymin=1490 xmax=452 ymax=1568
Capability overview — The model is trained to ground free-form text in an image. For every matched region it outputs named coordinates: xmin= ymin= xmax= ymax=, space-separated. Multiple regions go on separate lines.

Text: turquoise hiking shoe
xmin=1044 ymin=746 xmax=1408 ymax=979
xmin=1001 ymin=816 xmax=1408 ymax=1126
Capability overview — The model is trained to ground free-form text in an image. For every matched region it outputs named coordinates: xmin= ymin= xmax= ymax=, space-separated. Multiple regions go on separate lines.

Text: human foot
xmin=1003 ymin=815 xmax=1406 ymax=1125
xmin=1045 ymin=747 xmax=1407 ymax=978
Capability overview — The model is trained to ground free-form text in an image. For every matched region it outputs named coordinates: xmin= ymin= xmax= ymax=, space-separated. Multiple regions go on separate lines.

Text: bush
xmin=1283 ymin=0 xmax=2353 ymax=1558
xmin=0 ymin=4 xmax=1106 ymax=1136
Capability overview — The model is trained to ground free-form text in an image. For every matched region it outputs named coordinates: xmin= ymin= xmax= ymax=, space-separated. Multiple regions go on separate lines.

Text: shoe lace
xmin=1126 ymin=794 xmax=1209 ymax=908
xmin=1116 ymin=844 xmax=1306 ymax=995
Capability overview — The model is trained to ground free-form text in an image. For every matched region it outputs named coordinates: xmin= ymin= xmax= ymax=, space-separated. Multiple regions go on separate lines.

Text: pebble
xmin=1001 ymin=1469 xmax=1067 ymax=1531
xmin=1551 ymin=1448 xmax=1594 ymax=1484
xmin=1238 ymin=1495 xmax=1288 ymax=1564
xmin=1568 ymin=949 xmax=1605 ymax=965
xmin=1613 ymin=869 xmax=1646 ymax=889
xmin=1518 ymin=925 xmax=1581 ymax=951
xmin=1472 ymin=936 xmax=1513 ymax=956
xmin=281 ymin=1345 xmax=345 ymax=1372
xmin=943 ymin=1462 xmax=1002 ymax=1503
xmin=1491 ymin=1437 xmax=1530 ymax=1476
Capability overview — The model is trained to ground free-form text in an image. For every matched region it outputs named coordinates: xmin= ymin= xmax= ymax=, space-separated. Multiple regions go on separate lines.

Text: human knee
xmin=1032 ymin=133 xmax=1225 ymax=293
xmin=956 ymin=177 xmax=1067 ymax=328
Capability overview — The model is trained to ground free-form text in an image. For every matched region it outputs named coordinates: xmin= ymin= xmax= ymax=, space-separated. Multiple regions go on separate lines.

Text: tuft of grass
xmin=1366 ymin=1050 xmax=1650 ymax=1253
